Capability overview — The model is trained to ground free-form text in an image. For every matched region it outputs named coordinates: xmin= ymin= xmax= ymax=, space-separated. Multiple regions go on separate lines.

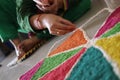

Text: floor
xmin=0 ymin=50 xmax=5 ymax=63
xmin=0 ymin=0 xmax=112 ymax=80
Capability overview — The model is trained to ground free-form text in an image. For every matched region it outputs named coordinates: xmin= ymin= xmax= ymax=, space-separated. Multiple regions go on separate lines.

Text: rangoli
xmin=19 ymin=6 xmax=120 ymax=80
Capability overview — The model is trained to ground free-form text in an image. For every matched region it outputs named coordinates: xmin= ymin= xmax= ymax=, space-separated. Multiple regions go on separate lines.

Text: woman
xmin=0 ymin=0 xmax=44 ymax=65
xmin=4 ymin=0 xmax=90 ymax=62
xmin=16 ymin=0 xmax=91 ymax=61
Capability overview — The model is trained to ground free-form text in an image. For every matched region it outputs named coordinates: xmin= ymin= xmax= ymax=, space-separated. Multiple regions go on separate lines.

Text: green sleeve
xmin=17 ymin=14 xmax=34 ymax=33
xmin=16 ymin=0 xmax=36 ymax=33
xmin=0 ymin=0 xmax=19 ymax=42
xmin=16 ymin=0 xmax=53 ymax=40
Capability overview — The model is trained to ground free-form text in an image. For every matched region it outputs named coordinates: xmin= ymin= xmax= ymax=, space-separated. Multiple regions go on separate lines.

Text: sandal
xmin=17 ymin=40 xmax=46 ymax=63
xmin=7 ymin=40 xmax=46 ymax=67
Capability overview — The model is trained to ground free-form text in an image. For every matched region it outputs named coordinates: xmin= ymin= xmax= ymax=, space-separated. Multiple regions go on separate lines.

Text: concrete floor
xmin=0 ymin=0 xmax=112 ymax=80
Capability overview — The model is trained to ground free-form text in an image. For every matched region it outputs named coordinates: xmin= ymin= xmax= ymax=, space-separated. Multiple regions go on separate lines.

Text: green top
xmin=0 ymin=0 xmax=90 ymax=42
xmin=16 ymin=0 xmax=91 ymax=39
xmin=0 ymin=0 xmax=20 ymax=42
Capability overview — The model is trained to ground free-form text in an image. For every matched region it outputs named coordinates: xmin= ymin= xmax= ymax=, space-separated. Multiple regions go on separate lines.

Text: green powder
xmin=101 ymin=22 xmax=120 ymax=38
xmin=32 ymin=47 xmax=82 ymax=80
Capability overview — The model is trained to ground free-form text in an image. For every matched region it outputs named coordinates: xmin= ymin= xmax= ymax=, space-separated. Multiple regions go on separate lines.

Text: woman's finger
xmin=49 ymin=25 xmax=74 ymax=35
xmin=50 ymin=27 xmax=74 ymax=35
xmin=36 ymin=4 xmax=45 ymax=12
xmin=53 ymin=21 xmax=76 ymax=30
xmin=33 ymin=0 xmax=49 ymax=6
xmin=59 ymin=18 xmax=76 ymax=26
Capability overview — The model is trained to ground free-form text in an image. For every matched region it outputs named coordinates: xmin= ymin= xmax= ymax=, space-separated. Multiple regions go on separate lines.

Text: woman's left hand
xmin=33 ymin=0 xmax=59 ymax=14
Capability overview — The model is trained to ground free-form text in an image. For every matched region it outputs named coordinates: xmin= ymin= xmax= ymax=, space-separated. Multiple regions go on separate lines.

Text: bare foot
xmin=17 ymin=36 xmax=45 ymax=61
xmin=8 ymin=37 xmax=45 ymax=66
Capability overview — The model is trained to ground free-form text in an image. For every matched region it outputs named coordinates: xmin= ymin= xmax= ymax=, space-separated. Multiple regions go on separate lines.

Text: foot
xmin=16 ymin=36 xmax=45 ymax=61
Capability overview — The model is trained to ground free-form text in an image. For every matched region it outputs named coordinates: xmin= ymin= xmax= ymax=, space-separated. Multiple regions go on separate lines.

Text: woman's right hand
xmin=38 ymin=14 xmax=76 ymax=35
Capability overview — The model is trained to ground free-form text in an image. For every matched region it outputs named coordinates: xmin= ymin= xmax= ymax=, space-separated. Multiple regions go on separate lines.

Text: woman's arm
xmin=30 ymin=14 xmax=76 ymax=35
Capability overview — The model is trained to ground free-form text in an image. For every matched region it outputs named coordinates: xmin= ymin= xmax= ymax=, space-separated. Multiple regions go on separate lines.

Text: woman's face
xmin=33 ymin=0 xmax=60 ymax=14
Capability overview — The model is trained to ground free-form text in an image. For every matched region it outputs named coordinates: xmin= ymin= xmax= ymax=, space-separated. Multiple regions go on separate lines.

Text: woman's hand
xmin=33 ymin=0 xmax=63 ymax=14
xmin=38 ymin=14 xmax=76 ymax=35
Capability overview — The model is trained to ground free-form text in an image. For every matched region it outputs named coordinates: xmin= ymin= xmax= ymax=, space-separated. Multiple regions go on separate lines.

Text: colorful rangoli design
xmin=19 ymin=7 xmax=120 ymax=80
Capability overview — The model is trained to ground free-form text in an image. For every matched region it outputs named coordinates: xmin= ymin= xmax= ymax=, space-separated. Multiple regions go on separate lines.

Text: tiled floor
xmin=0 ymin=0 xmax=112 ymax=80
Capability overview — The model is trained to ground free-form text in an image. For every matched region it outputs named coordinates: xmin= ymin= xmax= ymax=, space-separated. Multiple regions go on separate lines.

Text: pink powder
xmin=19 ymin=59 xmax=44 ymax=80
xmin=95 ymin=7 xmax=120 ymax=38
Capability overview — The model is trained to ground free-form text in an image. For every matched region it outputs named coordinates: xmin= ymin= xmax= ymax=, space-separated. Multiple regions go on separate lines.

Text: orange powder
xmin=48 ymin=29 xmax=88 ymax=56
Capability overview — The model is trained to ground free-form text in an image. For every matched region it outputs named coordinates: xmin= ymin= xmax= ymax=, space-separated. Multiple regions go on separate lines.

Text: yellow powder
xmin=96 ymin=33 xmax=120 ymax=68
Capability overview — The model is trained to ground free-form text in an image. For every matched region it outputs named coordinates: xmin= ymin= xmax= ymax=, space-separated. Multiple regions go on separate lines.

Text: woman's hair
xmin=19 ymin=0 xmax=42 ymax=18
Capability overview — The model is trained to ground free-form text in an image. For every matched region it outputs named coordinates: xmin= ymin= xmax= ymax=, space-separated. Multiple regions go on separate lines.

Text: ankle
xmin=10 ymin=38 xmax=21 ymax=47
xmin=10 ymin=38 xmax=21 ymax=56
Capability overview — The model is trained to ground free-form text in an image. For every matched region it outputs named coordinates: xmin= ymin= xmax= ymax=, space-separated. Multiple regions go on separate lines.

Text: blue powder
xmin=66 ymin=47 xmax=119 ymax=80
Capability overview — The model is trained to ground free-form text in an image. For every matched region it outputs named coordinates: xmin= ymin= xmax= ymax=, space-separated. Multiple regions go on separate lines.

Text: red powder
xmin=19 ymin=59 xmax=44 ymax=80
xmin=94 ymin=7 xmax=120 ymax=38
xmin=48 ymin=29 xmax=88 ymax=56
